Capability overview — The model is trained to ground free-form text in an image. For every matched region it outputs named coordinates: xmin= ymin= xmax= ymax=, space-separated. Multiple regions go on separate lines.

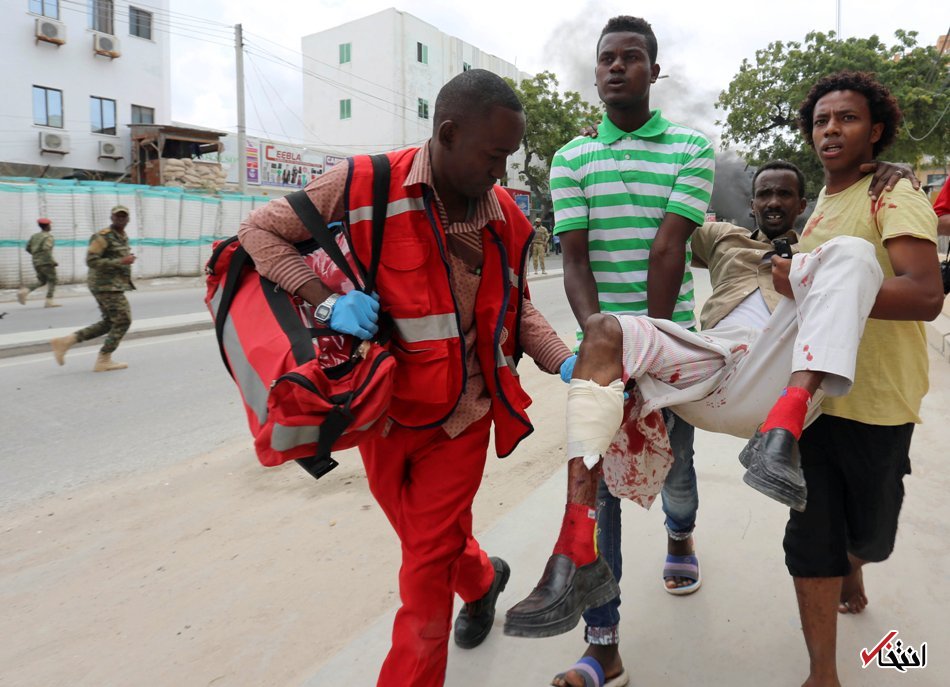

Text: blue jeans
xmin=582 ymin=410 xmax=697 ymax=644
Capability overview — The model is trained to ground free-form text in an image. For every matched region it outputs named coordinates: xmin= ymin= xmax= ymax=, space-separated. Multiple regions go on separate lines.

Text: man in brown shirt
xmin=531 ymin=218 xmax=551 ymax=274
xmin=239 ymin=70 xmax=571 ymax=687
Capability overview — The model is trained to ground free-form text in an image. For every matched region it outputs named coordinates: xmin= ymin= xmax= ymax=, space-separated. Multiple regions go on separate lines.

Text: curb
xmin=0 ymin=316 xmax=213 ymax=359
xmin=926 ymin=313 xmax=950 ymax=363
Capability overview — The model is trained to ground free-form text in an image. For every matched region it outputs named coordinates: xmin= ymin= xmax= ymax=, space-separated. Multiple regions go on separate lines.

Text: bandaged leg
xmin=553 ymin=315 xmax=627 ymax=567
xmin=566 ymin=379 xmax=626 ymax=469
xmin=513 ymin=316 xmax=645 ymax=629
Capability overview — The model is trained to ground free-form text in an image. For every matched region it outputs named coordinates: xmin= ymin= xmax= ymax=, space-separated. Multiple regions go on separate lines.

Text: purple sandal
xmin=663 ymin=553 xmax=701 ymax=596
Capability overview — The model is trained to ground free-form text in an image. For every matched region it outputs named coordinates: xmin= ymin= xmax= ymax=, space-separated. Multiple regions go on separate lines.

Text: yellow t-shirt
xmin=798 ymin=176 xmax=938 ymax=425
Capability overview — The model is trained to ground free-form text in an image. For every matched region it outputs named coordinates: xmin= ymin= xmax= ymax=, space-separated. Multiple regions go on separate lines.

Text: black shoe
xmin=740 ymin=428 xmax=808 ymax=512
xmin=503 ymin=554 xmax=619 ymax=639
xmin=453 ymin=556 xmax=510 ymax=649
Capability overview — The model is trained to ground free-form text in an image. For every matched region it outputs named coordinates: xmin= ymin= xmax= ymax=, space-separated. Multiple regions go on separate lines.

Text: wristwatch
xmin=313 ymin=293 xmax=340 ymax=326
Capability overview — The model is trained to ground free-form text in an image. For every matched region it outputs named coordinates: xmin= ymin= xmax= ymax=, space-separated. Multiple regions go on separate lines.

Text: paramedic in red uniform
xmin=239 ymin=69 xmax=572 ymax=687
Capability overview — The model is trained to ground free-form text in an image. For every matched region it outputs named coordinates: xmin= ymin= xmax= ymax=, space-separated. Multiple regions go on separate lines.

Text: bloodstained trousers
xmin=359 ymin=412 xmax=496 ymax=687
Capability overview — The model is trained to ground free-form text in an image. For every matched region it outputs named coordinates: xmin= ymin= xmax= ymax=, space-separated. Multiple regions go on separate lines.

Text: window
xmin=129 ymin=7 xmax=152 ymax=39
xmin=30 ymin=0 xmax=59 ymax=19
xmin=90 ymin=96 xmax=117 ymax=135
xmin=417 ymin=98 xmax=429 ymax=119
xmin=462 ymin=62 xmax=472 ymax=72
xmin=339 ymin=43 xmax=351 ymax=64
xmin=131 ymin=104 xmax=154 ymax=124
xmin=416 ymin=42 xmax=428 ymax=64
xmin=88 ymin=0 xmax=113 ymax=34
xmin=339 ymin=99 xmax=351 ymax=120
xmin=33 ymin=86 xmax=63 ymax=128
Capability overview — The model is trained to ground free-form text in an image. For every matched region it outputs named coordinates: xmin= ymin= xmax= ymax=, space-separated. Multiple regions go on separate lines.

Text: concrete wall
xmin=0 ymin=180 xmax=271 ymax=288
xmin=0 ymin=1 xmax=171 ymax=175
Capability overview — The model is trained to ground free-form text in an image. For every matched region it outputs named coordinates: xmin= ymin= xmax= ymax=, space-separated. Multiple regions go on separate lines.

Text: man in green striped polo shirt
xmin=510 ymin=15 xmax=715 ymax=687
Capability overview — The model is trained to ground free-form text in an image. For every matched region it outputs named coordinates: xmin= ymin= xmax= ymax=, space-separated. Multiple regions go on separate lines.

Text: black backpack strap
xmin=284 ymin=155 xmax=390 ymax=294
xmin=288 ymin=155 xmax=391 ymax=481
xmin=285 ymin=190 xmax=365 ymax=291
xmin=295 ymin=407 xmax=351 ymax=479
xmin=214 ymin=238 xmax=252 ymax=379
xmin=366 ymin=154 xmax=391 ymax=293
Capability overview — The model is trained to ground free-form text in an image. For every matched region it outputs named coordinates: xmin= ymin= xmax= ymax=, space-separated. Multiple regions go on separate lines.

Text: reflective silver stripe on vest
xmin=495 ymin=345 xmax=517 ymax=372
xmin=271 ymin=420 xmax=378 ymax=452
xmin=393 ymin=313 xmax=459 ymax=343
xmin=210 ymin=287 xmax=270 ymax=425
xmin=349 ymin=196 xmax=426 ymax=224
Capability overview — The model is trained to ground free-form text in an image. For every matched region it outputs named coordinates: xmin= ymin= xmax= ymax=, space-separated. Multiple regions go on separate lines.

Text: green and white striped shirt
xmin=551 ymin=110 xmax=715 ymax=329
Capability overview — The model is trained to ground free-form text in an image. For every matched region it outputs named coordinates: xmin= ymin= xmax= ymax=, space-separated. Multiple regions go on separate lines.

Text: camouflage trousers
xmin=26 ymin=264 xmax=57 ymax=298
xmin=76 ymin=291 xmax=132 ymax=354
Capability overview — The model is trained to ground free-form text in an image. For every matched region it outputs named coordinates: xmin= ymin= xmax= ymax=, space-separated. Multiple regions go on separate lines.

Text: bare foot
xmin=838 ymin=556 xmax=868 ymax=614
xmin=665 ymin=534 xmax=698 ymax=591
xmin=551 ymin=644 xmax=623 ymax=687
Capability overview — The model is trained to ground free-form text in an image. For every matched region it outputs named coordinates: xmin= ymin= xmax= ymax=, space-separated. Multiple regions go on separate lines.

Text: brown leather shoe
xmin=504 ymin=554 xmax=619 ymax=638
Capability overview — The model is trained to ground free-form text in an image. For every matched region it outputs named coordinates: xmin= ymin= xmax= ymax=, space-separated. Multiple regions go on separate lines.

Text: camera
xmin=772 ymin=237 xmax=793 ymax=259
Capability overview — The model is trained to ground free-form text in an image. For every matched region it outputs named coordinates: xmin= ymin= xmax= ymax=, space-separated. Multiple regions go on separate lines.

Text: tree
xmin=506 ymin=72 xmax=601 ymax=219
xmin=716 ymin=30 xmax=949 ymax=197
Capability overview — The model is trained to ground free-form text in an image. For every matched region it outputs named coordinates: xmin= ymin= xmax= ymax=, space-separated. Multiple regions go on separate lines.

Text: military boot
xmin=17 ymin=287 xmax=29 ymax=305
xmin=93 ymin=352 xmax=128 ymax=372
xmin=50 ymin=333 xmax=78 ymax=365
xmin=45 ymin=298 xmax=61 ymax=308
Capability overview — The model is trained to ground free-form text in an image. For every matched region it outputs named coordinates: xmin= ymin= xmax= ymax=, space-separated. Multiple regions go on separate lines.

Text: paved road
xmin=0 ymin=278 xmax=205 ymax=336
xmin=0 ymin=329 xmax=246 ymax=511
xmin=3 ymin=264 xmax=946 ymax=687
xmin=0 ymin=269 xmax=597 ymax=512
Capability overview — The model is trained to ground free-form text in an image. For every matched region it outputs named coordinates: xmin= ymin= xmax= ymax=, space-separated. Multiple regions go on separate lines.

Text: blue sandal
xmin=553 ymin=656 xmax=629 ymax=687
xmin=663 ymin=553 xmax=701 ymax=596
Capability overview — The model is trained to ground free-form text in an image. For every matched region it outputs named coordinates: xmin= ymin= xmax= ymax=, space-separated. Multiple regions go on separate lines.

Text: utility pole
xmin=235 ymin=23 xmax=247 ymax=194
xmin=835 ymin=0 xmax=841 ymax=37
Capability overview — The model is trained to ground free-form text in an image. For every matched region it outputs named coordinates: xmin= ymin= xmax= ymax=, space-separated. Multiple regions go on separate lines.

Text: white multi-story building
xmin=301 ymin=8 xmax=531 ymax=191
xmin=0 ymin=0 xmax=171 ymax=179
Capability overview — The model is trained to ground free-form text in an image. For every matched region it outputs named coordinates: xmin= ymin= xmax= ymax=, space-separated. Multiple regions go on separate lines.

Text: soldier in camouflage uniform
xmin=17 ymin=218 xmax=60 ymax=307
xmin=50 ymin=205 xmax=136 ymax=372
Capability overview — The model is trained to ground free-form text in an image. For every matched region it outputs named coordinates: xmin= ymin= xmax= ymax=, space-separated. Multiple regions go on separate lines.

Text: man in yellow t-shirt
xmin=765 ymin=71 xmax=943 ymax=687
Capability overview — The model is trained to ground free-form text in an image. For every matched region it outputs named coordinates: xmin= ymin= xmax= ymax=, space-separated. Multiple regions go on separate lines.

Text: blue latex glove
xmin=559 ymin=354 xmax=577 ymax=384
xmin=329 ymin=291 xmax=380 ymax=340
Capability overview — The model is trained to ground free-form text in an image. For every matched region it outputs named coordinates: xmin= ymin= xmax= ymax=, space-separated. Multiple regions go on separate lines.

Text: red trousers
xmin=360 ymin=413 xmax=496 ymax=687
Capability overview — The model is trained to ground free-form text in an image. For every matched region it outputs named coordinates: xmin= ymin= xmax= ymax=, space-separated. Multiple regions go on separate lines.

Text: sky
xmin=168 ymin=0 xmax=947 ymax=151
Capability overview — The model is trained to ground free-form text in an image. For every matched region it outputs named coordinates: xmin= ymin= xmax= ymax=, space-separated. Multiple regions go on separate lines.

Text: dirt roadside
xmin=0 ymin=367 xmax=569 ymax=687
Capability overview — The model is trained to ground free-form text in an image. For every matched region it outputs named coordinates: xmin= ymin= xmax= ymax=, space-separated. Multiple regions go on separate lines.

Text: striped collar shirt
xmin=550 ymin=110 xmax=715 ymax=330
